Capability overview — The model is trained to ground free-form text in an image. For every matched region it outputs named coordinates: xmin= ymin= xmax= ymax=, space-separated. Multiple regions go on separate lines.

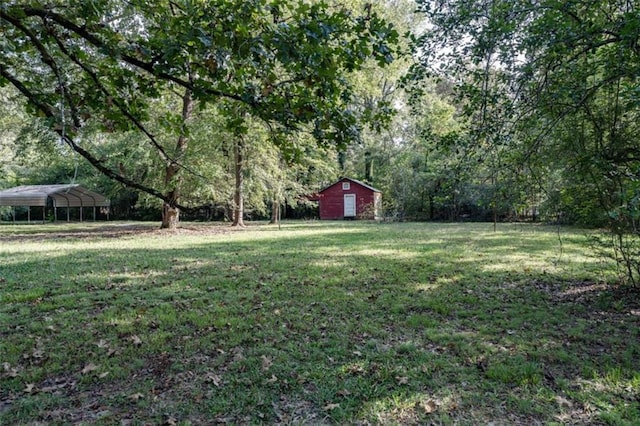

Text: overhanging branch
xmin=9 ymin=7 xmax=248 ymax=105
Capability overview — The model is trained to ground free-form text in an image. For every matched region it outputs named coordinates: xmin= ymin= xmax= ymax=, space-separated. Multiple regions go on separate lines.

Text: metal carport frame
xmin=0 ymin=184 xmax=110 ymax=223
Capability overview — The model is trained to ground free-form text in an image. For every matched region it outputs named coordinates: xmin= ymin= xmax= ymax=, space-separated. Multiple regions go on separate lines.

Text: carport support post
xmin=27 ymin=206 xmax=30 ymax=223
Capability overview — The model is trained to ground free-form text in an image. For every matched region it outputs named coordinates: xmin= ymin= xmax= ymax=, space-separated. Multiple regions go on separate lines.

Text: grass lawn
xmin=1 ymin=221 xmax=639 ymax=425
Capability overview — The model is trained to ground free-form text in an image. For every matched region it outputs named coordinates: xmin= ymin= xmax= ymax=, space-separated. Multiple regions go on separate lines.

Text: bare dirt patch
xmin=0 ymin=222 xmax=243 ymax=243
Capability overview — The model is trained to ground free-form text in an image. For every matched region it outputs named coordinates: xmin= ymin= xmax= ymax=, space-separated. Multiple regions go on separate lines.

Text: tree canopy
xmin=0 ymin=0 xmax=399 ymax=218
xmin=413 ymin=0 xmax=640 ymax=282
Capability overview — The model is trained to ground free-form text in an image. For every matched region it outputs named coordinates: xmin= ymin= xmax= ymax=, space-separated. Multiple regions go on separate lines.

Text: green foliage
xmin=1 ymin=0 xmax=399 ymax=212
xmin=412 ymin=0 xmax=640 ymax=281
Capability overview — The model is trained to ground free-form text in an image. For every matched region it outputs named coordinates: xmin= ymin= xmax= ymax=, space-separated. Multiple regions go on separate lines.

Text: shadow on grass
xmin=1 ymin=222 xmax=638 ymax=424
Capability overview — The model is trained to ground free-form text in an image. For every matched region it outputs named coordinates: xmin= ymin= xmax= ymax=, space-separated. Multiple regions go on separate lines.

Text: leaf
xmin=130 ymin=335 xmax=143 ymax=346
xmin=555 ymin=395 xmax=573 ymax=408
xmin=205 ymin=373 xmax=223 ymax=387
xmin=128 ymin=392 xmax=145 ymax=401
xmin=323 ymin=403 xmax=340 ymax=411
xmin=81 ymin=363 xmax=99 ymax=375
xmin=232 ymin=347 xmax=245 ymax=362
xmin=31 ymin=349 xmax=46 ymax=360
xmin=24 ymin=383 xmax=37 ymax=394
xmin=266 ymin=374 xmax=278 ymax=384
xmin=261 ymin=355 xmax=273 ymax=371
xmin=2 ymin=362 xmax=19 ymax=378
xmin=417 ymin=399 xmax=438 ymax=414
xmin=395 ymin=376 xmax=409 ymax=385
xmin=96 ymin=339 xmax=110 ymax=349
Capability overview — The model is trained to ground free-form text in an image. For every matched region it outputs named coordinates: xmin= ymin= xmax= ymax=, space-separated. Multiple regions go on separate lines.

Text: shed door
xmin=344 ymin=194 xmax=356 ymax=217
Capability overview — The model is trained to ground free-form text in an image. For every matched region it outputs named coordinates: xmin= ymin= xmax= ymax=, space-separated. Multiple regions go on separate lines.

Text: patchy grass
xmin=0 ymin=221 xmax=638 ymax=425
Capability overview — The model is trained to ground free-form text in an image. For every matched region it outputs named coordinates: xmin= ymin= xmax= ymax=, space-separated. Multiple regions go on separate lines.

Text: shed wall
xmin=318 ymin=179 xmax=378 ymax=220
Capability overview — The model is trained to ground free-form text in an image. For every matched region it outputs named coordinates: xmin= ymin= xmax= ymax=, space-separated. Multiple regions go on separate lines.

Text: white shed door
xmin=344 ymin=194 xmax=356 ymax=217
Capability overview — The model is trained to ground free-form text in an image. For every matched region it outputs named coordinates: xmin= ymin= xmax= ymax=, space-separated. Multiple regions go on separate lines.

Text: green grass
xmin=0 ymin=221 xmax=638 ymax=424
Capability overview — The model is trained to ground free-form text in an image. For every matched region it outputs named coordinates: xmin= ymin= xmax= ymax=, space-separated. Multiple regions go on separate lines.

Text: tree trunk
xmin=269 ymin=199 xmax=280 ymax=224
xmin=160 ymin=86 xmax=193 ymax=230
xmin=232 ymin=137 xmax=245 ymax=227
xmin=364 ymin=150 xmax=373 ymax=182
xmin=428 ymin=193 xmax=434 ymax=220
xmin=162 ymin=201 xmax=180 ymax=229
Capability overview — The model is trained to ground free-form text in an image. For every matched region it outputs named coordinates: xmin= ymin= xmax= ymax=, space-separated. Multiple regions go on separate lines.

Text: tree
xmin=415 ymin=0 xmax=640 ymax=282
xmin=0 ymin=1 xmax=398 ymax=228
xmin=335 ymin=0 xmax=423 ymax=212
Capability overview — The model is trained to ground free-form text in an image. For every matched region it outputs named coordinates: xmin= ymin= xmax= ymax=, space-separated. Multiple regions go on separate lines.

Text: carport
xmin=0 ymin=184 xmax=110 ymax=222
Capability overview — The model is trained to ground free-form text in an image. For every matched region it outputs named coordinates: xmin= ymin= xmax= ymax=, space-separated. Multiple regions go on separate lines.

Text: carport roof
xmin=0 ymin=184 xmax=110 ymax=208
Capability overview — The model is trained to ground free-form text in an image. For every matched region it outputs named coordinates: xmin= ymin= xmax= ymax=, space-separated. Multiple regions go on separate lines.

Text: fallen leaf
xmin=130 ymin=335 xmax=142 ymax=346
xmin=2 ymin=362 xmax=19 ymax=378
xmin=24 ymin=383 xmax=37 ymax=394
xmin=81 ymin=363 xmax=99 ymax=375
xmin=213 ymin=416 xmax=234 ymax=423
xmin=323 ymin=403 xmax=340 ymax=411
xmin=261 ymin=355 xmax=273 ymax=371
xmin=417 ymin=399 xmax=438 ymax=414
xmin=96 ymin=339 xmax=110 ymax=349
xmin=232 ymin=347 xmax=245 ymax=362
xmin=266 ymin=374 xmax=278 ymax=383
xmin=163 ymin=415 xmax=177 ymax=426
xmin=396 ymin=376 xmax=409 ymax=385
xmin=128 ymin=392 xmax=144 ymax=401
xmin=206 ymin=373 xmax=223 ymax=387
xmin=337 ymin=389 xmax=352 ymax=397
xmin=346 ymin=364 xmax=365 ymax=375
xmin=41 ymin=382 xmax=69 ymax=393
xmin=99 ymin=372 xmax=110 ymax=379
xmin=555 ymin=395 xmax=574 ymax=408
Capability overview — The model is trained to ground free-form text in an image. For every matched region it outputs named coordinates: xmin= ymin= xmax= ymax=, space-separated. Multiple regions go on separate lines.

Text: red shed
xmin=317 ymin=178 xmax=382 ymax=220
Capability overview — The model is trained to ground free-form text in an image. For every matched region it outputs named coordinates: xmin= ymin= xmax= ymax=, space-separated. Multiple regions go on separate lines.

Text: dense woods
xmin=1 ymin=1 xmax=639 ymax=280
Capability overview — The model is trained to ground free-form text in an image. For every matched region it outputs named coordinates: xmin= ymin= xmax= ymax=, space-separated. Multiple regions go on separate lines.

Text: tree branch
xmin=5 ymin=7 xmax=248 ymax=104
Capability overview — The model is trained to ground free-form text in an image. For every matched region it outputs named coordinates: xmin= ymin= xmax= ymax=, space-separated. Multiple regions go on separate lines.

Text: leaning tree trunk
xmin=160 ymin=86 xmax=193 ymax=229
xmin=232 ymin=136 xmax=245 ymax=227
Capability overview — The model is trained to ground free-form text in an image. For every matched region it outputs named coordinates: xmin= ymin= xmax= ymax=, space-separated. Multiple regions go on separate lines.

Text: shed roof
xmin=0 ymin=184 xmax=110 ymax=208
xmin=319 ymin=177 xmax=381 ymax=194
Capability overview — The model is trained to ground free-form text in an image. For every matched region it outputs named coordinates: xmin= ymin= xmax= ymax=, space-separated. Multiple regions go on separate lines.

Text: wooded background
xmin=1 ymin=0 xmax=639 ymax=281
